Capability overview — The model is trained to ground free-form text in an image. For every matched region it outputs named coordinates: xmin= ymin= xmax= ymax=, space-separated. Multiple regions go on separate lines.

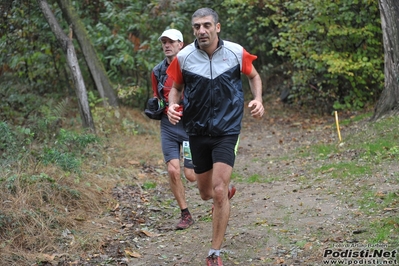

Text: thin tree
xmin=37 ymin=0 xmax=95 ymax=132
xmin=56 ymin=0 xmax=118 ymax=107
xmin=372 ymin=0 xmax=399 ymax=120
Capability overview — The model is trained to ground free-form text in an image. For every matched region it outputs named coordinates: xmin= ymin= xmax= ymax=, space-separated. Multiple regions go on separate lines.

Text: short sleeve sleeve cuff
xmin=166 ymin=57 xmax=183 ymax=85
xmin=242 ymin=49 xmax=257 ymax=75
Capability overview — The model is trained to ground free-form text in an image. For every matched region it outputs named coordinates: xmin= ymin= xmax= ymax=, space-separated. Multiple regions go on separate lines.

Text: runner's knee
xmin=167 ymin=160 xmax=181 ymax=180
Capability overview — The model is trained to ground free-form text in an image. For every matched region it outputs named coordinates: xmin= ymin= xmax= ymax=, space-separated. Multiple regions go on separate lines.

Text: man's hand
xmin=167 ymin=103 xmax=182 ymax=125
xmin=248 ymin=100 xmax=264 ymax=118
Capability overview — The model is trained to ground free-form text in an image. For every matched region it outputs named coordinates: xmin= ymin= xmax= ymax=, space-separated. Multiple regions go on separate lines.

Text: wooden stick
xmin=334 ymin=111 xmax=342 ymax=142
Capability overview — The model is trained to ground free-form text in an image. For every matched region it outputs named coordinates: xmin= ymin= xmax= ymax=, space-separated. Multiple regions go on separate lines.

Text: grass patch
xmin=316 ymin=162 xmax=372 ymax=179
xmin=198 ymin=215 xmax=212 ymax=222
xmin=143 ymin=181 xmax=157 ymax=190
xmin=311 ymin=144 xmax=339 ymax=159
xmin=358 ymin=191 xmax=399 ymax=215
xmin=275 ymin=113 xmax=399 ymax=250
xmin=349 ymin=122 xmax=399 ymax=160
xmin=233 ymin=172 xmax=279 ymax=183
xmin=368 ymin=217 xmax=399 ymax=245
xmin=248 ymin=174 xmax=262 ymax=183
xmin=337 ymin=112 xmax=373 ymax=126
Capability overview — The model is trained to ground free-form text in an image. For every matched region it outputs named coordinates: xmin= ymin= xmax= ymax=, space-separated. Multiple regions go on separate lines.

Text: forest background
xmin=1 ymin=0 xmax=383 ymax=117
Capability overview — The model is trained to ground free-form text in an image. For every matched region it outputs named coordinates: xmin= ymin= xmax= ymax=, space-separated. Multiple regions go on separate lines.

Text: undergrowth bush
xmin=0 ymin=96 xmax=160 ymax=264
xmin=0 ymin=121 xmax=34 ymax=167
xmin=40 ymin=128 xmax=100 ymax=174
xmin=0 ymin=168 xmax=107 ymax=263
xmin=0 ymin=104 xmax=107 ymax=263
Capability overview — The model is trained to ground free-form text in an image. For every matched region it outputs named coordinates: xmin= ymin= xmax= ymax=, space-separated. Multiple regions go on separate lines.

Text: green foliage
xmin=0 ymin=96 xmax=71 ymax=143
xmin=57 ymin=128 xmax=99 ymax=150
xmin=0 ymin=0 xmax=387 ymax=122
xmin=85 ymin=1 xmax=154 ymax=107
xmin=224 ymin=0 xmax=383 ymax=112
xmin=142 ymin=181 xmax=157 ymax=190
xmin=0 ymin=109 xmax=99 ymax=174
xmin=116 ymin=84 xmax=140 ymax=107
xmin=32 ymin=98 xmax=71 ymax=140
xmin=0 ymin=122 xmax=17 ymax=152
xmin=0 ymin=121 xmax=34 ymax=166
xmin=274 ymin=0 xmax=383 ymax=111
xmin=41 ymin=148 xmax=82 ymax=173
xmin=121 ymin=118 xmax=145 ymax=135
xmin=88 ymin=91 xmax=122 ymax=134
xmin=88 ymin=1 xmax=165 ymax=84
xmin=87 ymin=0 xmax=219 ymax=106
xmin=0 ymin=1 xmax=68 ymax=94
xmin=0 ymin=2 xmax=75 ymax=123
xmin=40 ymin=128 xmax=99 ymax=173
xmin=0 ymin=81 xmax=48 ymax=123
xmin=222 ymin=1 xmax=281 ymax=70
xmin=87 ymin=89 xmax=153 ymax=135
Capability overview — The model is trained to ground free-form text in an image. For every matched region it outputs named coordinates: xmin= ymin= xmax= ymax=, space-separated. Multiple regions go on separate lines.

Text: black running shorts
xmin=189 ymin=134 xmax=239 ymax=174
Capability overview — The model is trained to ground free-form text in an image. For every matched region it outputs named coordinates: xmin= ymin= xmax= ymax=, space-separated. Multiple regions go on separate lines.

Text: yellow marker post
xmin=334 ymin=111 xmax=342 ymax=142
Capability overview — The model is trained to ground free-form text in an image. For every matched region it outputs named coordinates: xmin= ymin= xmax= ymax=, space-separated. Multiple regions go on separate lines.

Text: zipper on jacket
xmin=209 ymin=57 xmax=214 ymax=135
xmin=207 ymin=45 xmax=223 ymax=136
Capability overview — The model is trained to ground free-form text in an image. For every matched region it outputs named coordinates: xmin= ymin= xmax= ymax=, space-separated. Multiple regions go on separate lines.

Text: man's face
xmin=192 ymin=15 xmax=220 ymax=50
xmin=160 ymin=37 xmax=183 ymax=59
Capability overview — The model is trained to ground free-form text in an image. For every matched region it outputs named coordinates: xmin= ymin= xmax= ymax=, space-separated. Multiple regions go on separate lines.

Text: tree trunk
xmin=37 ymin=0 xmax=95 ymax=132
xmin=56 ymin=0 xmax=118 ymax=107
xmin=372 ymin=0 xmax=399 ymax=120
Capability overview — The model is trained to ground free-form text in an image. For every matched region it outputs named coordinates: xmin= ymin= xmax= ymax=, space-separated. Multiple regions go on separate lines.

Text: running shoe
xmin=176 ymin=212 xmax=194 ymax=230
xmin=206 ymin=253 xmax=223 ymax=266
xmin=228 ymin=184 xmax=236 ymax=200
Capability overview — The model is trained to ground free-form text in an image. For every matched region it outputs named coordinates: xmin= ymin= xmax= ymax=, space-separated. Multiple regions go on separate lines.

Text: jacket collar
xmin=194 ymin=37 xmax=224 ymax=50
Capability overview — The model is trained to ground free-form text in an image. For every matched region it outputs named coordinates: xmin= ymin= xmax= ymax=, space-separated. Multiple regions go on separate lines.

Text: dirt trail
xmin=69 ymin=103 xmax=398 ymax=266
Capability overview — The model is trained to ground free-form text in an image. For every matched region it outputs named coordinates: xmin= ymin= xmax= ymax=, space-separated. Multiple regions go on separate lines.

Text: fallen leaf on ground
xmin=375 ymin=191 xmax=386 ymax=198
xmin=125 ymin=249 xmax=141 ymax=258
xmin=141 ymin=230 xmax=160 ymax=237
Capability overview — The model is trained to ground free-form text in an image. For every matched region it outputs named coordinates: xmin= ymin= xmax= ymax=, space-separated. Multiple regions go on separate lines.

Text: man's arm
xmin=246 ymin=65 xmax=264 ymax=118
xmin=167 ymin=82 xmax=184 ymax=125
xmin=151 ymin=71 xmax=159 ymax=97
